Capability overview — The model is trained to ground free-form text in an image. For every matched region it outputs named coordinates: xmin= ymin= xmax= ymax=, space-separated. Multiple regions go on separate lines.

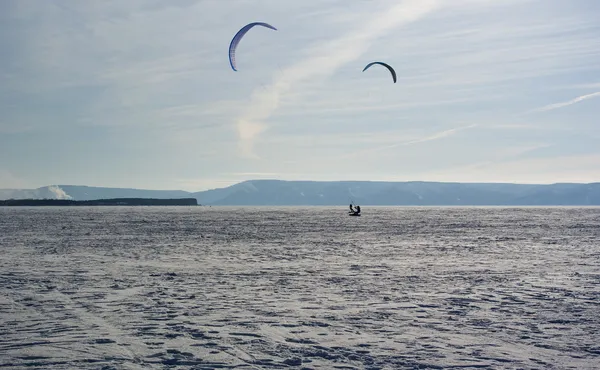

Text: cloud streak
xmin=0 ymin=169 xmax=26 ymax=189
xmin=235 ymin=0 xmax=441 ymax=158
xmin=530 ymin=91 xmax=600 ymax=113
xmin=337 ymin=123 xmax=478 ymax=160
xmin=2 ymin=0 xmax=599 ymax=189
xmin=419 ymin=153 xmax=600 ymax=184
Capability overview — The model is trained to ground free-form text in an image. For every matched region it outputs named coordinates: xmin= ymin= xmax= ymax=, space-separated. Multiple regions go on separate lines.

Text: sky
xmin=1 ymin=0 xmax=599 ymax=191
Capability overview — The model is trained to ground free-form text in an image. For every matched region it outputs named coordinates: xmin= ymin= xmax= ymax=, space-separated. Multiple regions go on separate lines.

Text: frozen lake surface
xmin=1 ymin=206 xmax=599 ymax=369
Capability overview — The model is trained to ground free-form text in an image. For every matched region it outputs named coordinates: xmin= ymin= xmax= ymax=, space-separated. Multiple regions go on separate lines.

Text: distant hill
xmin=57 ymin=185 xmax=191 ymax=201
xmin=0 ymin=198 xmax=198 ymax=207
xmin=196 ymin=180 xmax=600 ymax=206
xmin=0 ymin=185 xmax=74 ymax=201
xmin=0 ymin=185 xmax=191 ymax=202
xmin=1 ymin=180 xmax=600 ymax=206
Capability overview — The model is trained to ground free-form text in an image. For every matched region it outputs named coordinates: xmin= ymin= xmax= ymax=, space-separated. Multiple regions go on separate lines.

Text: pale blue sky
xmin=1 ymin=0 xmax=599 ymax=191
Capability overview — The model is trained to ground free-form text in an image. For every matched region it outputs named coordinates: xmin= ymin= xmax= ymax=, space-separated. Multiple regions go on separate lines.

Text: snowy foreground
xmin=1 ymin=206 xmax=599 ymax=369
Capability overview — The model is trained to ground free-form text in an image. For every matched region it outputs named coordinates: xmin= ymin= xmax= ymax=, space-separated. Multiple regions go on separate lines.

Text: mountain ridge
xmin=2 ymin=180 xmax=600 ymax=206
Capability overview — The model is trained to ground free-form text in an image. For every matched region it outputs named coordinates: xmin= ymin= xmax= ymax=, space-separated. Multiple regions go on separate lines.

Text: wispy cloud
xmin=2 ymin=0 xmax=599 ymax=189
xmin=235 ymin=0 xmax=441 ymax=158
xmin=226 ymin=172 xmax=282 ymax=177
xmin=0 ymin=169 xmax=26 ymax=189
xmin=529 ymin=92 xmax=600 ymax=113
xmin=417 ymin=153 xmax=600 ymax=184
xmin=174 ymin=178 xmax=240 ymax=192
xmin=338 ymin=124 xmax=478 ymax=159
xmin=0 ymin=122 xmax=34 ymax=134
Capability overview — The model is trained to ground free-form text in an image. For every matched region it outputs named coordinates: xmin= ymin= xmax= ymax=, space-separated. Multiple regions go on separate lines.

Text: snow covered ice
xmin=1 ymin=206 xmax=599 ymax=369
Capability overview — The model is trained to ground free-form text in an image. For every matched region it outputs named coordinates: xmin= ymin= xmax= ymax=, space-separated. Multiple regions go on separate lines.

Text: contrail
xmin=530 ymin=91 xmax=600 ymax=113
xmin=338 ymin=123 xmax=478 ymax=159
xmin=235 ymin=0 xmax=442 ymax=158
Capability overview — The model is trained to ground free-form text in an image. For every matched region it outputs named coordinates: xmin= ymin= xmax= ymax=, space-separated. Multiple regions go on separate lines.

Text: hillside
xmin=2 ymin=180 xmax=599 ymax=206
xmin=0 ymin=198 xmax=198 ymax=206
xmin=194 ymin=180 xmax=600 ymax=206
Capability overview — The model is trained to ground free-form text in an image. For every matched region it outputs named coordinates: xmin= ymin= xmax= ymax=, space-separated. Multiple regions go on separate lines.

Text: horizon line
xmin=2 ymin=179 xmax=600 ymax=193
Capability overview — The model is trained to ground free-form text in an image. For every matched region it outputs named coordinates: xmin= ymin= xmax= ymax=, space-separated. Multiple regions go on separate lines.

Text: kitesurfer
xmin=349 ymin=204 xmax=360 ymax=215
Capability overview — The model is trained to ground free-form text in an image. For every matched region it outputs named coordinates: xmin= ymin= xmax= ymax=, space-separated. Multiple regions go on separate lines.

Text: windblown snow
xmin=0 ymin=206 xmax=599 ymax=369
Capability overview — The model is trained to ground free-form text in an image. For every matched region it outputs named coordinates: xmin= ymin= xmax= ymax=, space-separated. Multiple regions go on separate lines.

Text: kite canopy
xmin=229 ymin=22 xmax=277 ymax=71
xmin=362 ymin=61 xmax=397 ymax=83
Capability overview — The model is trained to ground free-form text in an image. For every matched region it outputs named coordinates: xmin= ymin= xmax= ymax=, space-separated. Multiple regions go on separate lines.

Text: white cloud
xmin=568 ymin=82 xmax=600 ymax=90
xmin=417 ymin=154 xmax=600 ymax=184
xmin=338 ymin=124 xmax=478 ymax=159
xmin=1 ymin=0 xmax=599 ymax=188
xmin=234 ymin=0 xmax=442 ymax=158
xmin=530 ymin=92 xmax=600 ymax=113
xmin=0 ymin=169 xmax=26 ymax=189
xmin=174 ymin=177 xmax=239 ymax=192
